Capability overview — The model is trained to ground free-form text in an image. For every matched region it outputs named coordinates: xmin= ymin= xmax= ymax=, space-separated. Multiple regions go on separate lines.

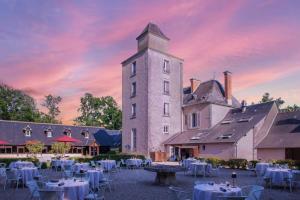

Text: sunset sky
xmin=0 ymin=0 xmax=300 ymax=124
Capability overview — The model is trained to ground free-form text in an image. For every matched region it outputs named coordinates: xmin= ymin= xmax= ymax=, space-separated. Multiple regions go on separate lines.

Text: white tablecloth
xmin=87 ymin=169 xmax=103 ymax=189
xmin=255 ymin=163 xmax=271 ymax=176
xmin=13 ymin=167 xmax=39 ymax=184
xmin=9 ymin=161 xmax=34 ymax=169
xmin=190 ymin=163 xmax=212 ymax=176
xmin=264 ymin=168 xmax=292 ymax=186
xmin=46 ymin=179 xmax=89 ymax=200
xmin=126 ymin=159 xmax=143 ymax=167
xmin=97 ymin=160 xmax=116 ymax=171
xmin=183 ymin=158 xmax=197 ymax=168
xmin=193 ymin=184 xmax=242 ymax=200
xmin=52 ymin=160 xmax=74 ymax=167
xmin=73 ymin=163 xmax=90 ymax=173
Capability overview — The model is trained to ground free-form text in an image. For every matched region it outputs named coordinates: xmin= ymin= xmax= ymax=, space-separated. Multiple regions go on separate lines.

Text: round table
xmin=13 ymin=167 xmax=39 ymax=184
xmin=87 ymin=169 xmax=103 ymax=189
xmin=126 ymin=159 xmax=143 ymax=167
xmin=46 ymin=179 xmax=89 ymax=200
xmin=255 ymin=163 xmax=271 ymax=176
xmin=9 ymin=161 xmax=34 ymax=169
xmin=73 ymin=163 xmax=90 ymax=173
xmin=182 ymin=158 xmax=197 ymax=168
xmin=97 ymin=160 xmax=116 ymax=171
xmin=144 ymin=165 xmax=185 ymax=185
xmin=264 ymin=168 xmax=292 ymax=186
xmin=51 ymin=160 xmax=74 ymax=168
xmin=193 ymin=184 xmax=242 ymax=200
xmin=190 ymin=163 xmax=212 ymax=176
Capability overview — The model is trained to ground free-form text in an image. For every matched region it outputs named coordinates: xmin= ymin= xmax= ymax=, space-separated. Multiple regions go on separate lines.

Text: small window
xmin=84 ymin=132 xmax=89 ymax=139
xmin=191 ymin=113 xmax=197 ymax=128
xmin=131 ymin=128 xmax=137 ymax=150
xmin=163 ymin=125 xmax=169 ymax=134
xmin=163 ymin=81 xmax=170 ymax=95
xmin=131 ymin=82 xmax=136 ymax=97
xmin=163 ymin=60 xmax=170 ymax=73
xmin=217 ymin=133 xmax=233 ymax=139
xmin=238 ymin=117 xmax=253 ymax=123
xmin=191 ymin=136 xmax=201 ymax=140
xmin=163 ymin=103 xmax=170 ymax=116
xmin=131 ymin=103 xmax=136 ymax=118
xmin=45 ymin=127 xmax=53 ymax=138
xmin=131 ymin=61 xmax=136 ymax=76
xmin=64 ymin=128 xmax=72 ymax=137
xmin=23 ymin=125 xmax=32 ymax=137
xmin=221 ymin=120 xmax=234 ymax=124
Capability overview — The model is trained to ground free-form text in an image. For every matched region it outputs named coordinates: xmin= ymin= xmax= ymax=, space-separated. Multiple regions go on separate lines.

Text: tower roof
xmin=136 ymin=23 xmax=170 ymax=40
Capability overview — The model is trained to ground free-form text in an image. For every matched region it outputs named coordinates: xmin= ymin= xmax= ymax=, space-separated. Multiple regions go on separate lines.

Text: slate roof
xmin=183 ymin=80 xmax=240 ymax=107
xmin=0 ymin=120 xmax=121 ymax=147
xmin=94 ymin=129 xmax=122 ymax=148
xmin=257 ymin=110 xmax=300 ymax=148
xmin=136 ymin=23 xmax=170 ymax=40
xmin=164 ymin=101 xmax=276 ymax=145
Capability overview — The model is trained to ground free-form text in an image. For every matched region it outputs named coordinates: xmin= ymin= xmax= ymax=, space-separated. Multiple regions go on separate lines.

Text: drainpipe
xmin=234 ymin=143 xmax=237 ymax=158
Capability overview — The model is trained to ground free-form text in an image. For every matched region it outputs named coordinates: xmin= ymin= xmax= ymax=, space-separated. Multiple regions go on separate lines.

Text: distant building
xmin=0 ymin=120 xmax=121 ymax=156
xmin=122 ymin=23 xmax=300 ymax=161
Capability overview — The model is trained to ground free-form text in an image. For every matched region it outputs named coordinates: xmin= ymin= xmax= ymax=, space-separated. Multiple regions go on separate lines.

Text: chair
xmin=120 ymin=159 xmax=126 ymax=168
xmin=209 ymin=166 xmax=220 ymax=177
xmin=218 ymin=185 xmax=264 ymax=200
xmin=99 ymin=173 xmax=113 ymax=192
xmin=116 ymin=161 xmax=121 ymax=171
xmin=90 ymin=161 xmax=96 ymax=168
xmin=168 ymin=186 xmax=191 ymax=200
xmin=38 ymin=188 xmax=63 ymax=200
xmin=26 ymin=181 xmax=40 ymax=200
xmin=285 ymin=172 xmax=300 ymax=192
xmin=63 ymin=164 xmax=73 ymax=171
xmin=84 ymin=187 xmax=105 ymax=200
xmin=64 ymin=170 xmax=73 ymax=179
xmin=0 ymin=163 xmax=7 ymax=168
xmin=5 ymin=170 xmax=22 ymax=190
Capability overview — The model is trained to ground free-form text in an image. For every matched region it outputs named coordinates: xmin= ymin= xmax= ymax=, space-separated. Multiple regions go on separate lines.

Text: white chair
xmin=64 ymin=170 xmax=73 ymax=179
xmin=0 ymin=163 xmax=7 ymax=168
xmin=209 ymin=166 xmax=221 ymax=177
xmin=26 ymin=181 xmax=40 ymax=200
xmin=5 ymin=170 xmax=22 ymax=190
xmin=90 ymin=161 xmax=96 ymax=168
xmin=38 ymin=188 xmax=64 ymax=200
xmin=168 ymin=186 xmax=191 ymax=200
xmin=285 ymin=172 xmax=300 ymax=192
xmin=84 ymin=187 xmax=105 ymax=200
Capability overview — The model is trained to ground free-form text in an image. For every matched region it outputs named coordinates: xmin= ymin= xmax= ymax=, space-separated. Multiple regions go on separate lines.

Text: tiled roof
xmin=183 ymin=80 xmax=240 ymax=107
xmin=257 ymin=110 xmax=300 ymax=148
xmin=0 ymin=120 xmax=121 ymax=147
xmin=164 ymin=101 xmax=276 ymax=145
xmin=136 ymin=23 xmax=170 ymax=40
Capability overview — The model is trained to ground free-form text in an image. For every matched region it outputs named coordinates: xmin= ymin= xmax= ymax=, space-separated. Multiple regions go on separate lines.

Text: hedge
xmin=71 ymin=153 xmax=146 ymax=163
xmin=0 ymin=157 xmax=39 ymax=166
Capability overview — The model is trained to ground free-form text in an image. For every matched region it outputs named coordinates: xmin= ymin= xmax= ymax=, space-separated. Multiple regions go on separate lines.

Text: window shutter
xmin=188 ymin=114 xmax=191 ymax=129
xmin=197 ymin=112 xmax=201 ymax=128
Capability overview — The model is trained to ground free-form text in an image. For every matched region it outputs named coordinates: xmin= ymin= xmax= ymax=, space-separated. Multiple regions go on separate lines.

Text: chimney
xmin=223 ymin=71 xmax=232 ymax=105
xmin=190 ymin=78 xmax=201 ymax=93
xmin=241 ymin=100 xmax=247 ymax=112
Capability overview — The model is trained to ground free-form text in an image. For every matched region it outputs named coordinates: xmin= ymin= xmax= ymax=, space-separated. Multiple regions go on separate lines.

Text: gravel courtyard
xmin=0 ymin=167 xmax=299 ymax=200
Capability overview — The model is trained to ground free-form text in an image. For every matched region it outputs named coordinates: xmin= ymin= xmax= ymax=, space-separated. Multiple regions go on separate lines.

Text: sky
xmin=0 ymin=0 xmax=300 ymax=124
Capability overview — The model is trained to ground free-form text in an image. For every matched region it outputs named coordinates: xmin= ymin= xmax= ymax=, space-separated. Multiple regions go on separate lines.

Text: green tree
xmin=284 ymin=104 xmax=300 ymax=112
xmin=51 ymin=142 xmax=71 ymax=155
xmin=0 ymin=83 xmax=41 ymax=121
xmin=75 ymin=93 xmax=122 ymax=129
xmin=41 ymin=94 xmax=62 ymax=123
xmin=25 ymin=140 xmax=44 ymax=157
xmin=260 ymin=92 xmax=285 ymax=108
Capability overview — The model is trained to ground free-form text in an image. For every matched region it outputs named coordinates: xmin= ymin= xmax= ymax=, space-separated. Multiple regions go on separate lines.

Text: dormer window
xmin=44 ymin=127 xmax=53 ymax=138
xmin=217 ymin=133 xmax=233 ymax=139
xmin=163 ymin=60 xmax=170 ymax=73
xmin=81 ymin=130 xmax=89 ymax=139
xmin=23 ymin=125 xmax=32 ymax=137
xmin=63 ymin=128 xmax=72 ymax=137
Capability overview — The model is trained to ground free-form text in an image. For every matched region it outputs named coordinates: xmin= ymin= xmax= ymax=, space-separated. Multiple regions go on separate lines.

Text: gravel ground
xmin=0 ymin=167 xmax=299 ymax=200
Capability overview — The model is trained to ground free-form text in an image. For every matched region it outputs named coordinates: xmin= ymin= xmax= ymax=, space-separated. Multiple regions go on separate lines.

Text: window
xmin=238 ymin=117 xmax=253 ymax=123
xmin=191 ymin=113 xmax=198 ymax=128
xmin=131 ymin=128 xmax=137 ymax=151
xmin=163 ymin=125 xmax=169 ymax=134
xmin=163 ymin=103 xmax=169 ymax=116
xmin=131 ymin=61 xmax=136 ymax=76
xmin=221 ymin=119 xmax=234 ymax=124
xmin=185 ymin=115 xmax=188 ymax=125
xmin=23 ymin=125 xmax=32 ymax=137
xmin=163 ymin=80 xmax=170 ymax=95
xmin=84 ymin=132 xmax=89 ymax=139
xmin=64 ymin=128 xmax=72 ymax=137
xmin=131 ymin=82 xmax=136 ymax=97
xmin=202 ymin=145 xmax=206 ymax=151
xmin=45 ymin=127 xmax=52 ymax=137
xmin=131 ymin=103 xmax=136 ymax=118
xmin=163 ymin=60 xmax=170 ymax=73
xmin=217 ymin=133 xmax=233 ymax=139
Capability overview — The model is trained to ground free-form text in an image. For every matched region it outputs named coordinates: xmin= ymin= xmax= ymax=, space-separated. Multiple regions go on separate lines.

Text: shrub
xmin=41 ymin=162 xmax=48 ymax=169
xmin=227 ymin=159 xmax=248 ymax=169
xmin=205 ymin=157 xmax=224 ymax=167
xmin=0 ymin=157 xmax=39 ymax=166
xmin=273 ymin=159 xmax=295 ymax=168
xmin=249 ymin=160 xmax=259 ymax=168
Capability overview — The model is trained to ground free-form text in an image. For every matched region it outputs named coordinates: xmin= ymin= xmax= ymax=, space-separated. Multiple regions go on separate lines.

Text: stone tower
xmin=122 ymin=23 xmax=183 ymax=156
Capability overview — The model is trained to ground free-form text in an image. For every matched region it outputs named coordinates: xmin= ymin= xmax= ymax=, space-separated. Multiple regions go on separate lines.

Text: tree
xmin=284 ymin=104 xmax=300 ymax=112
xmin=25 ymin=140 xmax=44 ymax=157
xmin=74 ymin=93 xmax=122 ymax=129
xmin=0 ymin=83 xmax=41 ymax=122
xmin=41 ymin=94 xmax=62 ymax=123
xmin=259 ymin=92 xmax=285 ymax=108
xmin=51 ymin=142 xmax=71 ymax=156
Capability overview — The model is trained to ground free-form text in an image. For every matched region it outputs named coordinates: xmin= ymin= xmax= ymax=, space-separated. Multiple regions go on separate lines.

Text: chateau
xmin=122 ymin=23 xmax=300 ymax=161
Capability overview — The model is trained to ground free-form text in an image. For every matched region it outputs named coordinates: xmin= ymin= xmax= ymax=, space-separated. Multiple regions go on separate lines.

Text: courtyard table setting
xmin=182 ymin=158 xmax=198 ymax=168
xmin=46 ymin=178 xmax=89 ymax=200
xmin=264 ymin=168 xmax=293 ymax=186
xmin=97 ymin=160 xmax=116 ymax=171
xmin=12 ymin=166 xmax=39 ymax=184
xmin=126 ymin=158 xmax=143 ymax=168
xmin=193 ymin=183 xmax=242 ymax=200
xmin=86 ymin=169 xmax=104 ymax=189
xmin=73 ymin=163 xmax=90 ymax=173
xmin=255 ymin=162 xmax=272 ymax=176
xmin=190 ymin=162 xmax=212 ymax=177
xmin=9 ymin=161 xmax=34 ymax=169
xmin=51 ymin=159 xmax=74 ymax=169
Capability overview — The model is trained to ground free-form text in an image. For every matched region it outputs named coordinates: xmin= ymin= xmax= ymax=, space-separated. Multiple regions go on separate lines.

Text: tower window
xmin=191 ymin=113 xmax=198 ymax=128
xmin=131 ymin=128 xmax=137 ymax=151
xmin=131 ymin=61 xmax=136 ymax=76
xmin=131 ymin=103 xmax=136 ymax=118
xmin=131 ymin=82 xmax=136 ymax=97
xmin=23 ymin=125 xmax=32 ymax=137
xmin=163 ymin=60 xmax=170 ymax=73
xmin=163 ymin=125 xmax=169 ymax=134
xmin=163 ymin=103 xmax=170 ymax=116
xmin=163 ymin=81 xmax=170 ymax=95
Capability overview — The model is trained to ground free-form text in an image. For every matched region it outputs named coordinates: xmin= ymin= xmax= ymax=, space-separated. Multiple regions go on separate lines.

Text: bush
xmin=273 ymin=159 xmax=296 ymax=168
xmin=227 ymin=159 xmax=248 ymax=169
xmin=0 ymin=157 xmax=39 ymax=167
xmin=249 ymin=160 xmax=259 ymax=168
xmin=92 ymin=153 xmax=145 ymax=161
xmin=205 ymin=157 xmax=224 ymax=167
xmin=41 ymin=162 xmax=48 ymax=169
xmin=107 ymin=151 xmax=117 ymax=155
